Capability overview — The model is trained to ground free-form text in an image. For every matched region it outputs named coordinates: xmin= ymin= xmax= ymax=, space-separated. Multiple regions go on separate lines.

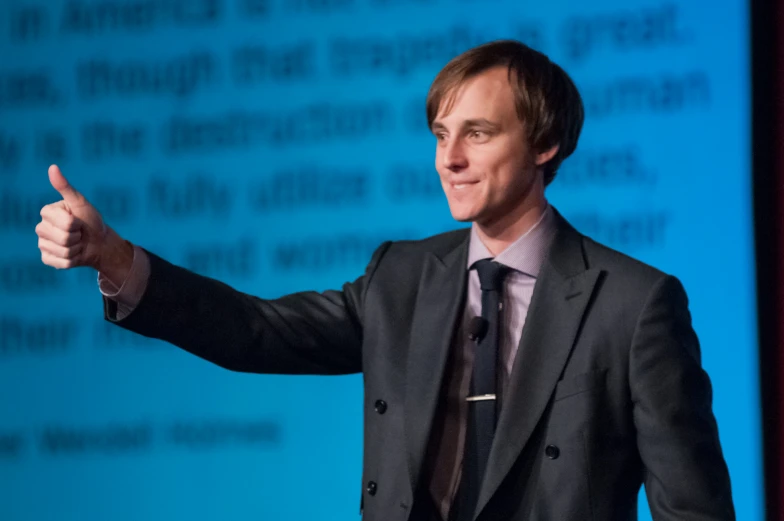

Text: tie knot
xmin=473 ymin=259 xmax=509 ymax=291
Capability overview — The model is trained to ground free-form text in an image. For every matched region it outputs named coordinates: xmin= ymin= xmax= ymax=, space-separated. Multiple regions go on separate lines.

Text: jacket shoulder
xmin=580 ymin=235 xmax=675 ymax=300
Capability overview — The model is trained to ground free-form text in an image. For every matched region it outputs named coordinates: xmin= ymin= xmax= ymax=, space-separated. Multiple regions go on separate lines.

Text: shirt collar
xmin=466 ymin=204 xmax=556 ymax=278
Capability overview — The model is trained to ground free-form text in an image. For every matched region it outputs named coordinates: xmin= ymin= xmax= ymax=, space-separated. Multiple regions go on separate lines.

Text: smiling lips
xmin=450 ymin=179 xmax=481 ymax=190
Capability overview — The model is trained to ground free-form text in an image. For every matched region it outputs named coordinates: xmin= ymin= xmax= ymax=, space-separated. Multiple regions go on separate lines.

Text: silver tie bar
xmin=466 ymin=394 xmax=496 ymax=402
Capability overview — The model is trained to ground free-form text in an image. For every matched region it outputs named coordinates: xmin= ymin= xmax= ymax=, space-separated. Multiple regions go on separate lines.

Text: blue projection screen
xmin=0 ymin=0 xmax=760 ymax=519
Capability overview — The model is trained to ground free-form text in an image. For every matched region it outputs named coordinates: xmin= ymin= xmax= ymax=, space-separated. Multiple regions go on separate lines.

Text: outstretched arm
xmin=37 ymin=164 xmax=387 ymax=376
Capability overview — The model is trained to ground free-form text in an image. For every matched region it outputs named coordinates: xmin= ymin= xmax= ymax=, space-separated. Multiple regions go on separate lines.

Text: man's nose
xmin=442 ymin=140 xmax=468 ymax=171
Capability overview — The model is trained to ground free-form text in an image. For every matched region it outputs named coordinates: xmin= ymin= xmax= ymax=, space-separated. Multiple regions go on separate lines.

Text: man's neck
xmin=474 ymin=198 xmax=549 ymax=256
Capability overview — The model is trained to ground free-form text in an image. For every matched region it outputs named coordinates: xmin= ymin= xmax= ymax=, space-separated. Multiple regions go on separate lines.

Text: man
xmin=36 ymin=40 xmax=734 ymax=520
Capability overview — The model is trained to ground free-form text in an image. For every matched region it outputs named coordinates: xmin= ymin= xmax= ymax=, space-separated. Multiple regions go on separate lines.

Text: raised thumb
xmin=48 ymin=164 xmax=84 ymax=206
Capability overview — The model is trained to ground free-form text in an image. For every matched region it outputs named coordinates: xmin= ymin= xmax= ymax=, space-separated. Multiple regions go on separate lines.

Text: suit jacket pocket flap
xmin=553 ymin=369 xmax=607 ymax=402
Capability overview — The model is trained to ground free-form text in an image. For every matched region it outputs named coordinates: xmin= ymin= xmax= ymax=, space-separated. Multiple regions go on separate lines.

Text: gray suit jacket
xmin=106 ymin=211 xmax=735 ymax=520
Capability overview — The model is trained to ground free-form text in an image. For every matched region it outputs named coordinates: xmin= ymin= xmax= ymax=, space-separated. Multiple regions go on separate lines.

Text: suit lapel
xmin=404 ymin=233 xmax=469 ymax=496
xmin=476 ymin=215 xmax=602 ymax=516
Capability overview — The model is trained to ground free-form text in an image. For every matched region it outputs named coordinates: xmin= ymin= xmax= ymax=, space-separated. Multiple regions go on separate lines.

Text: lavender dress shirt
xmin=99 ymin=205 xmax=557 ymax=521
xmin=423 ymin=206 xmax=555 ymax=520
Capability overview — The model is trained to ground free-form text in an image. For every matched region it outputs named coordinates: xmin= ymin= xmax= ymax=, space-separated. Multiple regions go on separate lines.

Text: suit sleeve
xmin=629 ymin=275 xmax=735 ymax=520
xmin=103 ymin=241 xmax=392 ymax=376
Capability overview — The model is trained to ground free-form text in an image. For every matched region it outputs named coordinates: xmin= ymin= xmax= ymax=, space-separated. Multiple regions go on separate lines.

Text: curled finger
xmin=40 ymin=204 xmax=79 ymax=232
xmin=40 ymin=251 xmax=77 ymax=269
xmin=38 ymin=237 xmax=83 ymax=260
xmin=35 ymin=220 xmax=82 ymax=246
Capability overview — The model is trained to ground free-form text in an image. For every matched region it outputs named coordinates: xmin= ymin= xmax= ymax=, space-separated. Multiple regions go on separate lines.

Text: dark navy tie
xmin=453 ymin=259 xmax=509 ymax=521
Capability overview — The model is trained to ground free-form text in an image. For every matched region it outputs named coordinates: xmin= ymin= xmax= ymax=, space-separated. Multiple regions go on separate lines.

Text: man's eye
xmin=470 ymin=130 xmax=486 ymax=139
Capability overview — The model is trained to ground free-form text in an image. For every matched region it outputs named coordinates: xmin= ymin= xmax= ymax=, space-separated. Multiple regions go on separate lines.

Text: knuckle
xmin=46 ymin=229 xmax=59 ymax=244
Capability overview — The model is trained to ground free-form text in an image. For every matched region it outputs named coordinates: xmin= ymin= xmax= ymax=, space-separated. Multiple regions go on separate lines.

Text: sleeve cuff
xmin=97 ymin=245 xmax=150 ymax=320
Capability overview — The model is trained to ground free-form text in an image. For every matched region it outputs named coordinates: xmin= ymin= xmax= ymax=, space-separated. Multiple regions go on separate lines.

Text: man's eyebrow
xmin=464 ymin=118 xmax=501 ymax=130
xmin=431 ymin=121 xmax=447 ymax=133
xmin=430 ymin=119 xmax=501 ymax=133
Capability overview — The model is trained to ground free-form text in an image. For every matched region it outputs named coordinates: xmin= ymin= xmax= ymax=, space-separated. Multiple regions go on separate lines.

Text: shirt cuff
xmin=97 ymin=245 xmax=150 ymax=320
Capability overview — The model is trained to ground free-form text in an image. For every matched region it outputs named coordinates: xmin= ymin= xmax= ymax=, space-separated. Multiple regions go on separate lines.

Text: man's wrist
xmin=95 ymin=226 xmax=134 ymax=287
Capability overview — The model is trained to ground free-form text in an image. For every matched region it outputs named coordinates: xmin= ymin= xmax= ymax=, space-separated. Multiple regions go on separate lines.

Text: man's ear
xmin=535 ymin=144 xmax=560 ymax=166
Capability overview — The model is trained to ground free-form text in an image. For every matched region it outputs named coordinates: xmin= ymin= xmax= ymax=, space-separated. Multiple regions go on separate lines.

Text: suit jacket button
xmin=545 ymin=445 xmax=560 ymax=459
xmin=366 ymin=481 xmax=377 ymax=496
xmin=374 ymin=400 xmax=387 ymax=414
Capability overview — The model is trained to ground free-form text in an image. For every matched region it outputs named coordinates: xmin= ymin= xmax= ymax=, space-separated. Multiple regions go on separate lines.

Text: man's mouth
xmin=451 ymin=180 xmax=480 ymax=190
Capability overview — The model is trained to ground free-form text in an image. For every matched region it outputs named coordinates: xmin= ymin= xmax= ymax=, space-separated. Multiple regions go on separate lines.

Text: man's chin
xmin=448 ymin=207 xmax=479 ymax=223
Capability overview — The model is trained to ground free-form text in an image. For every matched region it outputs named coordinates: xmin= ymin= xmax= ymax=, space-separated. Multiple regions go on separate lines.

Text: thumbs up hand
xmin=37 ymin=165 xmax=133 ymax=281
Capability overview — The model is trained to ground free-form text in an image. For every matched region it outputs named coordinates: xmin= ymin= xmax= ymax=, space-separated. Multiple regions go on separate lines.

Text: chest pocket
xmin=547 ymin=369 xmax=608 ymax=446
xmin=553 ymin=368 xmax=607 ymax=402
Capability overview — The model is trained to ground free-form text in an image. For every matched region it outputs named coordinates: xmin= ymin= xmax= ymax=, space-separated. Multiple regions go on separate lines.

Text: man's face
xmin=432 ymin=66 xmax=547 ymax=227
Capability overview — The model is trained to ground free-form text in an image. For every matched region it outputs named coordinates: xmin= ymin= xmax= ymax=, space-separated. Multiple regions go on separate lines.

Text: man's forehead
xmin=433 ymin=72 xmax=515 ymax=125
